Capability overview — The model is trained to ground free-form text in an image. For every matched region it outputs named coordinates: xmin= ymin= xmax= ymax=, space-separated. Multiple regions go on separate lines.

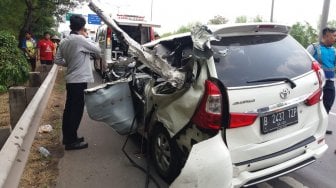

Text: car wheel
xmin=150 ymin=125 xmax=182 ymax=183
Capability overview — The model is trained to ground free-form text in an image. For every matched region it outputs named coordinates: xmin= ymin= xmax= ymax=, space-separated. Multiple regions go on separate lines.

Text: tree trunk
xmin=18 ymin=0 xmax=34 ymax=49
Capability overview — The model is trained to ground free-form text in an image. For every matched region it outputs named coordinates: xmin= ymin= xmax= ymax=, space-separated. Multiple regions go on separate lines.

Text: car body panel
xmin=171 ymin=131 xmax=233 ymax=188
xmin=149 ymin=62 xmax=207 ymax=136
xmin=88 ymin=2 xmax=329 ymax=187
xmin=84 ymin=79 xmax=137 ymax=135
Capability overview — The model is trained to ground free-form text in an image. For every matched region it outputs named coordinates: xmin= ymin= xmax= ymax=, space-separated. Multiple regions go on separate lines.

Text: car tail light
xmin=312 ymin=61 xmax=323 ymax=86
xmin=106 ymin=27 xmax=112 ymax=48
xmin=192 ymin=80 xmax=222 ymax=130
xmin=257 ymin=25 xmax=275 ymax=29
xmin=150 ymin=27 xmax=155 ymax=41
xmin=305 ymin=88 xmax=322 ymax=106
xmin=229 ymin=113 xmax=258 ymax=128
xmin=305 ymin=61 xmax=323 ymax=106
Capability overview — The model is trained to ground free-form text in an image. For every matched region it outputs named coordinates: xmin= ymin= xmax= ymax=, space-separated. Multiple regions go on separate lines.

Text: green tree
xmin=175 ymin=22 xmax=202 ymax=34
xmin=160 ymin=32 xmax=173 ymax=38
xmin=327 ymin=20 xmax=336 ymax=29
xmin=208 ymin=15 xmax=229 ymax=25
xmin=235 ymin=16 xmax=247 ymax=23
xmin=290 ymin=22 xmax=317 ymax=48
xmin=0 ymin=0 xmax=26 ymax=36
xmin=251 ymin=15 xmax=264 ymax=22
xmin=0 ymin=31 xmax=29 ymax=92
xmin=18 ymin=0 xmax=81 ymax=46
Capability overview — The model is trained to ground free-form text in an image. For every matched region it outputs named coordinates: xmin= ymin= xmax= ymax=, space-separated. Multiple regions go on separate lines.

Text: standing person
xmin=51 ymin=35 xmax=61 ymax=54
xmin=37 ymin=31 xmax=55 ymax=65
xmin=307 ymin=27 xmax=336 ymax=135
xmin=21 ymin=31 xmax=37 ymax=71
xmin=54 ymin=15 xmax=101 ymax=150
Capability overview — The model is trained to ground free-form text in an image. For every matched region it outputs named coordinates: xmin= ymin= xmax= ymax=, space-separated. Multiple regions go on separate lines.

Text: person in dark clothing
xmin=307 ymin=27 xmax=336 ymax=135
xmin=54 ymin=15 xmax=101 ymax=150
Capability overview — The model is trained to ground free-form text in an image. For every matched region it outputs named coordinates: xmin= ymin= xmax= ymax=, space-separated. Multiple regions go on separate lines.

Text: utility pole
xmin=319 ymin=0 xmax=330 ymax=40
xmin=270 ymin=0 xmax=274 ymax=22
xmin=150 ymin=0 xmax=153 ymax=21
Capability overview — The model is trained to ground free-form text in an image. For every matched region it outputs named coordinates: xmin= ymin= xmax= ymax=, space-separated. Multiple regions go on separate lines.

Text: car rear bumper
xmin=232 ymin=142 xmax=328 ymax=187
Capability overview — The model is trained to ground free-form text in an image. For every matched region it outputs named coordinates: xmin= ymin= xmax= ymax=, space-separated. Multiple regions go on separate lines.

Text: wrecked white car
xmin=85 ymin=2 xmax=328 ymax=188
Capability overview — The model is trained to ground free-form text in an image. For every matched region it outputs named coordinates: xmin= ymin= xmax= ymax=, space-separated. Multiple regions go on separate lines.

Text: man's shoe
xmin=65 ymin=141 xmax=88 ymax=150
xmin=326 ymin=130 xmax=333 ymax=135
xmin=77 ymin=137 xmax=84 ymax=142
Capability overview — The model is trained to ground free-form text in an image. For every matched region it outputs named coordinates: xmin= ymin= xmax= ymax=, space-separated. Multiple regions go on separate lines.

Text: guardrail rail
xmin=0 ymin=65 xmax=59 ymax=188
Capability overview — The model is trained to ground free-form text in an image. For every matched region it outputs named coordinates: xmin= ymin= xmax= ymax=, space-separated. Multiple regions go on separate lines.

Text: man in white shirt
xmin=55 ymin=15 xmax=101 ymax=150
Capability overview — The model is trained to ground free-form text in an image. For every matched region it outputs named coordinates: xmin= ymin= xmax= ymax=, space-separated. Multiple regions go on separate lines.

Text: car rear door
xmin=211 ymin=33 xmax=327 ymax=165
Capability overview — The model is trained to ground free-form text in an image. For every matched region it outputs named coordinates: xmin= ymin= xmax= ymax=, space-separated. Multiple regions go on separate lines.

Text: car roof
xmin=144 ymin=23 xmax=290 ymax=47
xmin=114 ymin=19 xmax=161 ymax=28
xmin=209 ymin=22 xmax=290 ymax=36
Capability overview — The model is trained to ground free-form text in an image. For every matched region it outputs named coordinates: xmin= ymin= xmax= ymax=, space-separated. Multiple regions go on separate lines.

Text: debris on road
xmin=38 ymin=124 xmax=53 ymax=133
xmin=38 ymin=146 xmax=51 ymax=158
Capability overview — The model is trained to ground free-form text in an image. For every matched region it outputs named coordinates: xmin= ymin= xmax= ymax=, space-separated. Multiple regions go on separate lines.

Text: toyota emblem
xmin=280 ymin=88 xmax=290 ymax=99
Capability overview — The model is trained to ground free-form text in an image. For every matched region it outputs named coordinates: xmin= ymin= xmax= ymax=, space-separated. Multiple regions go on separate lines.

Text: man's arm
xmin=54 ymin=44 xmax=67 ymax=67
xmin=81 ymin=37 xmax=101 ymax=58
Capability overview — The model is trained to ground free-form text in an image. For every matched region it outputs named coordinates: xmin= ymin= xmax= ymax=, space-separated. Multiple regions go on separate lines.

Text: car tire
xmin=150 ymin=125 xmax=182 ymax=183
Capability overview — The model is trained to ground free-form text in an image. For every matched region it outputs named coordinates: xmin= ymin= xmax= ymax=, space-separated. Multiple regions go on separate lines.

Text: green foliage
xmin=0 ymin=31 xmax=29 ymax=92
xmin=235 ymin=16 xmax=247 ymax=23
xmin=160 ymin=32 xmax=173 ymax=38
xmin=0 ymin=0 xmax=26 ymax=36
xmin=251 ymin=15 xmax=264 ymax=22
xmin=327 ymin=20 xmax=336 ymax=29
xmin=208 ymin=15 xmax=229 ymax=25
xmin=290 ymin=22 xmax=317 ymax=48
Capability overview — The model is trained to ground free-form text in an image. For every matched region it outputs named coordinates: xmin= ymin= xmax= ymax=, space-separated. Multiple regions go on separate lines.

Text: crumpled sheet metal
xmin=170 ymin=131 xmax=233 ymax=188
xmin=88 ymin=1 xmax=186 ymax=89
xmin=191 ymin=25 xmax=219 ymax=60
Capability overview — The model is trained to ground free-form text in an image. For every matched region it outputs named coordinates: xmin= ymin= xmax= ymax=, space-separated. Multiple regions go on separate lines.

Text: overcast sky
xmin=59 ymin=0 xmax=336 ymax=34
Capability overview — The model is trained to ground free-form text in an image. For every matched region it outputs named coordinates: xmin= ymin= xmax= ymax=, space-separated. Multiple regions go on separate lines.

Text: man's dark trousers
xmin=323 ymin=80 xmax=335 ymax=113
xmin=62 ymin=83 xmax=87 ymax=145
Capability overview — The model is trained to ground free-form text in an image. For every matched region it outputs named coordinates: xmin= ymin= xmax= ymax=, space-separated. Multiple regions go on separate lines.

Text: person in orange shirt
xmin=37 ymin=32 xmax=55 ymax=65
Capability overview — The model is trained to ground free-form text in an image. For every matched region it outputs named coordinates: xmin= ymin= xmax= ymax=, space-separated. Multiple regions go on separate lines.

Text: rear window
xmin=211 ymin=35 xmax=312 ymax=87
xmin=119 ymin=25 xmax=151 ymax=44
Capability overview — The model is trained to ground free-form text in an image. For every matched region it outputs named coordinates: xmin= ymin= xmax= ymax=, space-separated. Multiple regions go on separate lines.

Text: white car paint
xmin=171 ymin=131 xmax=233 ymax=188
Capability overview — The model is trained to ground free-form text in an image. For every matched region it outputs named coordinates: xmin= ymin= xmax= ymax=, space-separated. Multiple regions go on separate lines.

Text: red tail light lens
xmin=106 ymin=27 xmax=112 ymax=48
xmin=229 ymin=113 xmax=258 ymax=128
xmin=150 ymin=27 xmax=155 ymax=41
xmin=192 ymin=80 xmax=222 ymax=130
xmin=305 ymin=88 xmax=322 ymax=106
xmin=305 ymin=61 xmax=323 ymax=106
xmin=312 ymin=61 xmax=323 ymax=86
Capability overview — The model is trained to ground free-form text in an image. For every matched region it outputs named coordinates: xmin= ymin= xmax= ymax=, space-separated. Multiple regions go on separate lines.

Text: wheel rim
xmin=154 ymin=133 xmax=171 ymax=172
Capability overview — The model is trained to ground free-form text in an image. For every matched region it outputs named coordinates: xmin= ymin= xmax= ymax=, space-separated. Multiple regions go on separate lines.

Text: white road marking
xmin=257 ymin=182 xmax=273 ymax=188
xmin=279 ymin=176 xmax=309 ymax=188
xmin=330 ymin=112 xmax=336 ymax=116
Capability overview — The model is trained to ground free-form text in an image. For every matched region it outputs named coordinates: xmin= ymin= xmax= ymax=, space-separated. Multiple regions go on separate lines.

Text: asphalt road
xmin=56 ymin=71 xmax=336 ymax=188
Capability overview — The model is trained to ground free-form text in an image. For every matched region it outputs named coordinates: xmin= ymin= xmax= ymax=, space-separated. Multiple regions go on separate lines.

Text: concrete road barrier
xmin=0 ymin=127 xmax=10 ymax=149
xmin=0 ymin=65 xmax=58 ymax=188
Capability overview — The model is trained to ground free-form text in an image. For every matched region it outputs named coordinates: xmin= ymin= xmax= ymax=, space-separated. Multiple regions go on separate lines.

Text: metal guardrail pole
xmin=0 ymin=65 xmax=59 ymax=188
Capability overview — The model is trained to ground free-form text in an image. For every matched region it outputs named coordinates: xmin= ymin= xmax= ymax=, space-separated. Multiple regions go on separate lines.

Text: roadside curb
xmin=0 ymin=127 xmax=10 ymax=149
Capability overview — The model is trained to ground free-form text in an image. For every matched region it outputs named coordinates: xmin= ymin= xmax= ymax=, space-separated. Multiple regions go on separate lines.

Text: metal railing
xmin=0 ymin=65 xmax=58 ymax=188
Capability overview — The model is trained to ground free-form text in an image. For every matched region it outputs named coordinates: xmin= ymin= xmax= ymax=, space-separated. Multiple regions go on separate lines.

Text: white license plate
xmin=260 ymin=107 xmax=298 ymax=134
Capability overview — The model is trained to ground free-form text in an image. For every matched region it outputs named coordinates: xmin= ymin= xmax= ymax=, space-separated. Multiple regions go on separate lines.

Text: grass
xmin=0 ymin=93 xmax=10 ymax=127
xmin=19 ymin=69 xmax=66 ymax=188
